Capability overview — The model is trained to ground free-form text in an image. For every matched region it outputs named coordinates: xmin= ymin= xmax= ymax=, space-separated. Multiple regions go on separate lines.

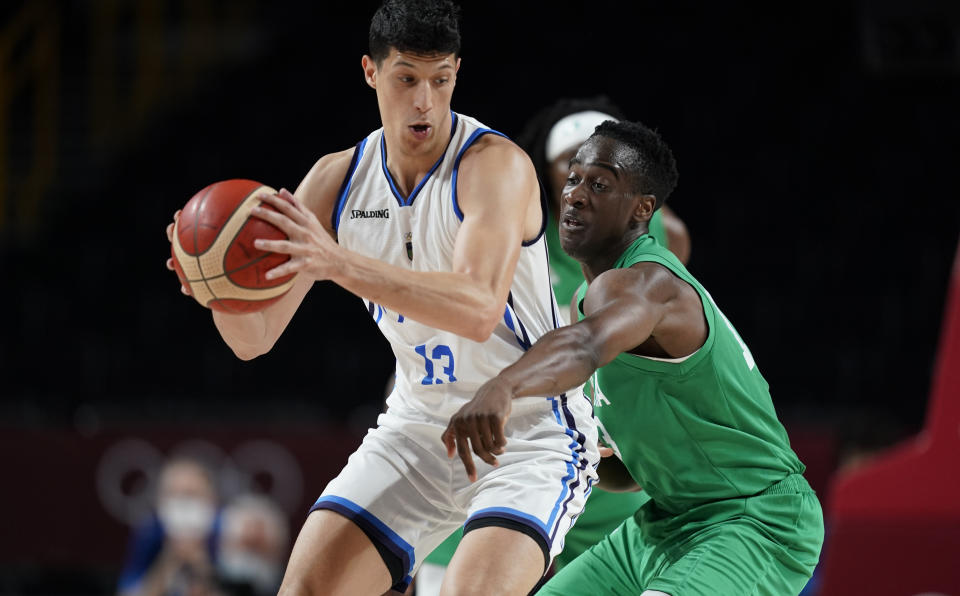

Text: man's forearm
xmin=497 ymin=324 xmax=600 ymax=398
xmin=212 ymin=310 xmax=270 ymax=360
xmin=330 ymin=249 xmax=506 ymax=343
xmin=211 ymin=276 xmax=313 ymax=360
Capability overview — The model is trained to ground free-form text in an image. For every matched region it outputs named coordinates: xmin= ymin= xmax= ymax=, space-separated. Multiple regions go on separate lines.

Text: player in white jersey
xmin=164 ymin=2 xmax=598 ymax=595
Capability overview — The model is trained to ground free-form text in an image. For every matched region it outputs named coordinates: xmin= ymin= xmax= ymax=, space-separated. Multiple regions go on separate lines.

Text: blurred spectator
xmin=117 ymin=457 xmax=221 ymax=596
xmin=215 ymin=494 xmax=290 ymax=596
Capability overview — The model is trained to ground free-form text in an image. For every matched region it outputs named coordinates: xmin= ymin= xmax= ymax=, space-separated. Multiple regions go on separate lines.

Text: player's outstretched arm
xmin=204 ymin=150 xmax=353 ymax=360
xmin=252 ymin=136 xmax=540 ymax=343
xmin=443 ymin=264 xmax=681 ymax=480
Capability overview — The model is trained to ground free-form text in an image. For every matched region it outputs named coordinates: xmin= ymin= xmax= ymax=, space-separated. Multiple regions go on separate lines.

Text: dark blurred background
xmin=1 ymin=0 xmax=958 ymax=593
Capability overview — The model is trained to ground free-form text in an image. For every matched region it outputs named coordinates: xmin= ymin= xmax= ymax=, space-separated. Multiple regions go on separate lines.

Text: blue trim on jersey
xmin=503 ymin=292 xmax=533 ymax=351
xmin=379 ymin=134 xmax=407 ymax=207
xmin=380 ymin=112 xmax=459 ymax=207
xmin=333 ymin=138 xmax=369 ymax=233
xmin=396 ymin=575 xmax=413 ymax=593
xmin=545 ymin=393 xmax=589 ymax=543
xmin=311 ymin=495 xmax=415 ymax=577
xmin=450 ymin=127 xmax=510 ymax=221
xmin=467 ymin=507 xmax=550 ymax=546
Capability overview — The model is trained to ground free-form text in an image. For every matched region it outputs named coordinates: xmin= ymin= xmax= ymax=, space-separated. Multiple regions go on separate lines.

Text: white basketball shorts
xmin=310 ymin=392 xmax=599 ymax=592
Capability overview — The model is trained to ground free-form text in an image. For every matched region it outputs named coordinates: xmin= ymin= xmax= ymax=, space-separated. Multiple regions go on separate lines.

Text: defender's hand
xmin=251 ymin=188 xmax=341 ymax=282
xmin=442 ymin=377 xmax=512 ymax=482
xmin=165 ymin=209 xmax=191 ymax=296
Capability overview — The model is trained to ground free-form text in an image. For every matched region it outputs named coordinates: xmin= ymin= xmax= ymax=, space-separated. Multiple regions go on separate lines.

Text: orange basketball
xmin=171 ymin=179 xmax=296 ymax=313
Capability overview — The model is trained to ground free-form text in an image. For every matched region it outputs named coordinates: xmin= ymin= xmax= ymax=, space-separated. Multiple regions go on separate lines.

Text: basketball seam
xmin=199 ymin=184 xmax=269 ymax=310
xmin=221 ymin=188 xmax=290 ymax=290
xmin=180 ymin=252 xmax=290 ymax=286
xmin=190 ymin=183 xmax=265 ymax=257
xmin=190 ymin=185 xmax=221 ymax=308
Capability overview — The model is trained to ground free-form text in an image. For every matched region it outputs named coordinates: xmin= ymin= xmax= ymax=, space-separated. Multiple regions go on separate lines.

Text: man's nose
xmin=414 ymin=81 xmax=432 ymax=113
xmin=563 ymin=183 xmax=586 ymax=207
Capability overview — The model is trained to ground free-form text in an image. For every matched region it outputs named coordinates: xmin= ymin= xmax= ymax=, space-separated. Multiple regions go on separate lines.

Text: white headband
xmin=545 ymin=110 xmax=618 ymax=163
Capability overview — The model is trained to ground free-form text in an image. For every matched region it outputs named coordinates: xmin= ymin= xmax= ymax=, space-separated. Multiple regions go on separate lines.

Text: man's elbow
xmin=228 ymin=340 xmax=272 ymax=361
xmin=463 ymin=307 xmax=502 ymax=343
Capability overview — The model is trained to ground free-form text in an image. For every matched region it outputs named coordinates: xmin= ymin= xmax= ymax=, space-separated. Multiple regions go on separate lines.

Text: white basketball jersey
xmin=334 ymin=113 xmax=566 ymax=419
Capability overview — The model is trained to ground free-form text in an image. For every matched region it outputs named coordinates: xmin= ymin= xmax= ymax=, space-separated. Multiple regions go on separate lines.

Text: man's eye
xmin=592 ymin=182 xmax=607 ymax=191
xmin=399 ymin=76 xmax=414 ymax=83
xmin=565 ymin=175 xmax=579 ymax=186
xmin=434 ymin=78 xmax=448 ymax=85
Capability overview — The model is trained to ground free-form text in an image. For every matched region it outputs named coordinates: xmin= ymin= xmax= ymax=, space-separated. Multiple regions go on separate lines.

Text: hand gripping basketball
xmin=250 ymin=189 xmax=343 ymax=283
xmin=168 ymin=179 xmax=297 ymax=313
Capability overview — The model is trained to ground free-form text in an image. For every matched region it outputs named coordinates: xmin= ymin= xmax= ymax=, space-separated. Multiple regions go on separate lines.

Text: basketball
xmin=170 ymin=179 xmax=296 ymax=313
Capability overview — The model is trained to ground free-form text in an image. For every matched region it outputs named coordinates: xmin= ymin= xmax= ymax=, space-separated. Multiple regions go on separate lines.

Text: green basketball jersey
xmin=577 ymin=234 xmax=804 ymax=515
xmin=424 ymin=527 xmax=462 ymax=566
xmin=549 ymin=210 xmax=667 ymax=311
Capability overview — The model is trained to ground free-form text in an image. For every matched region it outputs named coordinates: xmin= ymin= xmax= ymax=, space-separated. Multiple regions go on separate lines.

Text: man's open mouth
xmin=409 ymin=124 xmax=431 ymax=138
xmin=562 ymin=213 xmax=584 ymax=228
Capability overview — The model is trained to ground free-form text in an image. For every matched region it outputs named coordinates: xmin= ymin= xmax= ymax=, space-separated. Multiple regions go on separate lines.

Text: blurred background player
xmin=165 ymin=1 xmax=599 ymax=594
xmin=414 ymin=98 xmax=692 ymax=595
xmin=447 ymin=119 xmax=823 ymax=595
xmin=215 ymin=494 xmax=290 ymax=596
xmin=117 ymin=457 xmax=221 ymax=596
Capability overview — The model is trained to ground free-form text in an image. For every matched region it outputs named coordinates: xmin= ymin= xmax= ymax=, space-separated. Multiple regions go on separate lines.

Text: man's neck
xmin=383 ymin=112 xmax=453 ymax=197
xmin=583 ymin=228 xmax=648 ymax=282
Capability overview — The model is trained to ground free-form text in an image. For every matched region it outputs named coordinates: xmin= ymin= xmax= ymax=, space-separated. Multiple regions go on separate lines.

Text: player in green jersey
xmin=515 ymin=98 xmax=689 ymax=574
xmin=443 ymin=119 xmax=823 ymax=595
xmin=416 ymin=100 xmax=692 ymax=595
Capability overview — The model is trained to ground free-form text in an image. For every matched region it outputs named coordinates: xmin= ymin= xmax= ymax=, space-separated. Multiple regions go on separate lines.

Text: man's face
xmin=363 ymin=48 xmax=459 ymax=157
xmin=559 ymin=136 xmax=645 ymax=261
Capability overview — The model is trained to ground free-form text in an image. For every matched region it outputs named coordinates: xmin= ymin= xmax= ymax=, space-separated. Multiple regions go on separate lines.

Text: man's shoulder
xmin=297 ymin=146 xmax=363 ymax=224
xmin=589 ymin=262 xmax=684 ymax=306
xmin=457 ymin=133 xmax=532 ymax=180
xmin=459 ymin=130 xmax=521 ymax=158
xmin=317 ymin=146 xmax=363 ymax=174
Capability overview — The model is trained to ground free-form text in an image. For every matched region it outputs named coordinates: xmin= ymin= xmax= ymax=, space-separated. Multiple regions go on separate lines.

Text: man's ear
xmin=634 ymin=194 xmax=656 ymax=223
xmin=362 ymin=55 xmax=377 ymax=89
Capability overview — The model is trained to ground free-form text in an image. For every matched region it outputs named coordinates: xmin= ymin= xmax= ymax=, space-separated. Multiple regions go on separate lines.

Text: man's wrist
xmin=326 ymin=243 xmax=350 ymax=283
xmin=492 ymin=370 xmax=522 ymax=399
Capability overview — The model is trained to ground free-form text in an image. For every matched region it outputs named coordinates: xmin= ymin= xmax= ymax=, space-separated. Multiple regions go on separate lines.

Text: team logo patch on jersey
xmin=405 ymin=232 xmax=413 ymax=261
xmin=592 ymin=371 xmax=612 ymax=407
xmin=350 ymin=208 xmax=390 ymax=219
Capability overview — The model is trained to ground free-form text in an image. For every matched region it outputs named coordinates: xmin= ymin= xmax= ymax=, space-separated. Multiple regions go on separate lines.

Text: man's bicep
xmin=451 ymin=143 xmax=534 ymax=291
xmin=579 ymin=297 xmax=658 ymax=366
xmin=450 ymin=204 xmax=524 ymax=298
xmin=581 ymin=270 xmax=665 ymax=365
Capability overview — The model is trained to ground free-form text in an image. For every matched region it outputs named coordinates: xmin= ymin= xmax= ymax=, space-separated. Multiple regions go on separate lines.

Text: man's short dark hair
xmin=369 ymin=0 xmax=461 ymax=64
xmin=591 ymin=120 xmax=679 ymax=210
